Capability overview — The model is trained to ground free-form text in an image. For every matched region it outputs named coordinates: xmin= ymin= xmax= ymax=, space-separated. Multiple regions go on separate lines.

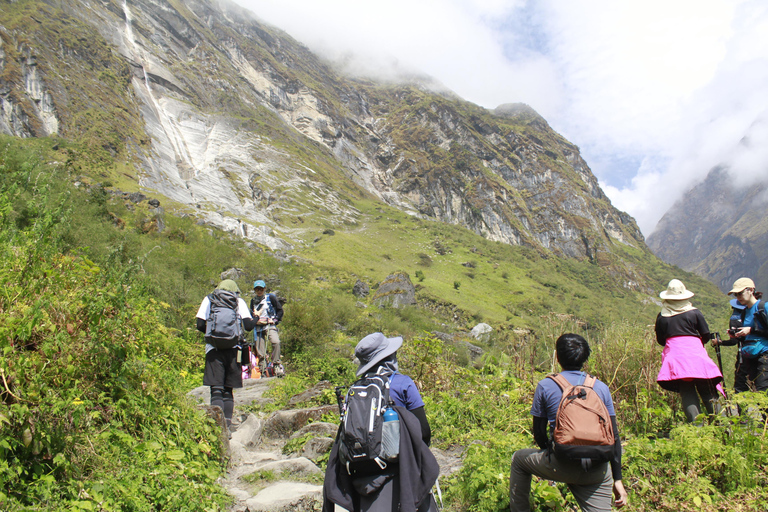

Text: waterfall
xmin=122 ymin=0 xmax=195 ymax=175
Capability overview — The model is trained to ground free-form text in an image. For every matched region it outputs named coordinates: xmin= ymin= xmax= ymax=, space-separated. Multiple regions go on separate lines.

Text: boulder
xmin=231 ymin=413 xmax=265 ymax=448
xmin=261 ymin=405 xmax=337 ymax=439
xmin=372 ymin=271 xmax=416 ymax=308
xmin=457 ymin=339 xmax=485 ymax=360
xmin=301 ymin=437 xmax=334 ymax=461
xmin=247 ymin=457 xmax=321 ymax=475
xmin=244 ymin=482 xmax=322 ymax=512
xmin=127 ymin=192 xmax=147 ymax=203
xmin=353 ymin=279 xmax=370 ymax=298
xmin=220 ymin=267 xmax=246 ymax=281
xmin=287 ymin=381 xmax=332 ymax=407
xmin=288 ymin=421 xmax=338 ymax=440
xmin=470 ymin=323 xmax=493 ymax=343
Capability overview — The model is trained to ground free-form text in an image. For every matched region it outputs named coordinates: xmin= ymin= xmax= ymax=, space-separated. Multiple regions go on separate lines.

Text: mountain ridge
xmin=0 ymin=0 xmax=728 ymax=319
xmin=1 ymin=0 xmax=642 ymax=257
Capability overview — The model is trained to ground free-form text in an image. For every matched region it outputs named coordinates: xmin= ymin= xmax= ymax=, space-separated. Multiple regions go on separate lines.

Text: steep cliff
xmin=0 ymin=0 xmax=646 ymax=262
xmin=648 ymin=166 xmax=768 ymax=292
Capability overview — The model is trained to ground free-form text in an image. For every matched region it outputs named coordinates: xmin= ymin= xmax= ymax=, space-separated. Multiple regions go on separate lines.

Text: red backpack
xmin=548 ymin=373 xmax=614 ymax=461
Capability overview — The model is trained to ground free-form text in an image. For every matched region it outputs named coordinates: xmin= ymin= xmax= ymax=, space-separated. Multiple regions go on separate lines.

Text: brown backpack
xmin=548 ymin=373 xmax=614 ymax=461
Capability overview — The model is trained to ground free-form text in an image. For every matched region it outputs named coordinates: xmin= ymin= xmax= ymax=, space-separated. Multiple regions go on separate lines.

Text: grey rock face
xmin=353 ymin=279 xmax=370 ymax=298
xmin=648 ymin=166 xmax=768 ymax=292
xmin=1 ymin=0 xmax=645 ymax=265
xmin=372 ymin=272 xmax=417 ymax=308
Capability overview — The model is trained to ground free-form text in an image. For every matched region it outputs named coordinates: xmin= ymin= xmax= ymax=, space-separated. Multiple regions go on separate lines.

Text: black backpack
xmin=338 ymin=371 xmax=396 ymax=475
xmin=204 ymin=290 xmax=244 ymax=350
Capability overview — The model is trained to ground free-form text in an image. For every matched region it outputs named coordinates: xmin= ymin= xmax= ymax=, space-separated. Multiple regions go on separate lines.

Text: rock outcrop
xmin=372 ymin=271 xmax=417 ymax=308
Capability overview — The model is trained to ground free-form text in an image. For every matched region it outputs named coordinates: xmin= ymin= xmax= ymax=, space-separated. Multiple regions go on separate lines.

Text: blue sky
xmin=232 ymin=0 xmax=768 ymax=236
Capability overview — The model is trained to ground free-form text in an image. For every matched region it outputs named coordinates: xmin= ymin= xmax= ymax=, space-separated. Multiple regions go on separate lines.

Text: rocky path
xmin=188 ymin=378 xmax=463 ymax=512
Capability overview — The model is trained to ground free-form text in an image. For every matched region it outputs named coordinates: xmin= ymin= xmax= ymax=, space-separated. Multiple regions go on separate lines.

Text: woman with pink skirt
xmin=655 ymin=279 xmax=723 ymax=422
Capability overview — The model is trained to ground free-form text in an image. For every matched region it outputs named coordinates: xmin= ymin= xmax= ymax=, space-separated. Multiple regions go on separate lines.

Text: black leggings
xmin=679 ymin=380 xmax=719 ymax=423
xmin=210 ymin=386 xmax=234 ymax=427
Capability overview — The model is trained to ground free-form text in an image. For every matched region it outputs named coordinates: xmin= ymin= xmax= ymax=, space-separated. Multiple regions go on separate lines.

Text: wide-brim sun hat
xmin=728 ymin=277 xmax=755 ymax=295
xmin=659 ymin=279 xmax=694 ymax=300
xmin=217 ymin=279 xmax=241 ymax=294
xmin=355 ymin=332 xmax=403 ymax=377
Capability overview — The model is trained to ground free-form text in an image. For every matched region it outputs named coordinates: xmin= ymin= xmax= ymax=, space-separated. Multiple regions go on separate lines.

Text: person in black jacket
xmin=323 ymin=333 xmax=439 ymax=512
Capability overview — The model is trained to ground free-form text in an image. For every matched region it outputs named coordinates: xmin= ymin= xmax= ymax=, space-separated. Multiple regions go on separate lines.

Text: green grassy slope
xmin=2 ymin=134 xmax=764 ymax=512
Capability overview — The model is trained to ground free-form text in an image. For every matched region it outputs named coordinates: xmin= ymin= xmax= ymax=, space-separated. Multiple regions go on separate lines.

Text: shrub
xmin=0 ymin=142 xmax=229 ymax=510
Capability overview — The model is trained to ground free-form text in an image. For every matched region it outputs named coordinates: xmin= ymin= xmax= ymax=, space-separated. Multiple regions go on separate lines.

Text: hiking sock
xmin=222 ymin=387 xmax=235 ymax=428
xmin=210 ymin=386 xmax=226 ymax=423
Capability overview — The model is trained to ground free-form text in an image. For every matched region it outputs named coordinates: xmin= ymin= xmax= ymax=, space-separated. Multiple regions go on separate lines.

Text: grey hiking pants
xmin=510 ymin=448 xmax=613 ymax=512
xmin=254 ymin=325 xmax=281 ymax=370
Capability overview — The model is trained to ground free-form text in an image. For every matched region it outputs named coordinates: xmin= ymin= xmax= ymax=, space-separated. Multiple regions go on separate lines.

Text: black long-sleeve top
xmin=655 ymin=309 xmax=709 ymax=347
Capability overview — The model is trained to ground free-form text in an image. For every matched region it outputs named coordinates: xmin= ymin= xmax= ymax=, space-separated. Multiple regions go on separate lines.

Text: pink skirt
xmin=656 ymin=336 xmax=723 ymax=392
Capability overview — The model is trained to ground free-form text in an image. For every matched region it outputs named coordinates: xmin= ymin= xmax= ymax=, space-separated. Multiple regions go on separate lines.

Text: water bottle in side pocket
xmin=381 ymin=407 xmax=400 ymax=460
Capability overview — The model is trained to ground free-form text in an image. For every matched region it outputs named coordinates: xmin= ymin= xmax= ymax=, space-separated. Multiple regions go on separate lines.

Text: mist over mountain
xmin=648 ymin=165 xmax=768 ymax=293
xmin=0 ymin=0 xmax=722 ymax=313
xmin=648 ymin=113 xmax=768 ymax=292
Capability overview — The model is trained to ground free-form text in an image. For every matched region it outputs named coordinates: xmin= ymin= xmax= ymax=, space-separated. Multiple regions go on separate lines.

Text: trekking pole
xmin=334 ymin=386 xmax=346 ymax=417
xmin=713 ymin=333 xmax=731 ymax=419
xmin=434 ymin=477 xmax=443 ymax=512
xmin=714 ymin=333 xmax=728 ymax=398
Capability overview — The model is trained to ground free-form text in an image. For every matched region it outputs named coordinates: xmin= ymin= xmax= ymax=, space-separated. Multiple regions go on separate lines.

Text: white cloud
xmin=233 ymin=0 xmax=768 ymax=237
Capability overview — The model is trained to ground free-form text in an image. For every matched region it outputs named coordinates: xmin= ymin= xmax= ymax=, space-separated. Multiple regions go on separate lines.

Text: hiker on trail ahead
xmin=195 ymin=279 xmax=255 ymax=432
xmin=510 ymin=333 xmax=627 ymax=512
xmin=712 ymin=277 xmax=768 ymax=392
xmin=249 ymin=279 xmax=284 ymax=375
xmin=323 ymin=333 xmax=439 ymax=512
xmin=655 ymin=279 xmax=723 ymax=422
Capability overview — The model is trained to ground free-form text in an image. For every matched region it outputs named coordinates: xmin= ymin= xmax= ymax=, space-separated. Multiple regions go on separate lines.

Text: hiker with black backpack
xmin=712 ymin=277 xmax=768 ymax=392
xmin=323 ymin=332 xmax=439 ymax=512
xmin=195 ymin=279 xmax=256 ymax=433
xmin=654 ymin=279 xmax=723 ymax=422
xmin=509 ymin=333 xmax=627 ymax=511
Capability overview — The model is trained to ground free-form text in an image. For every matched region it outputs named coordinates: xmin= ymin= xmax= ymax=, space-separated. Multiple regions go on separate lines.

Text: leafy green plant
xmin=0 ymin=140 xmax=232 ymax=511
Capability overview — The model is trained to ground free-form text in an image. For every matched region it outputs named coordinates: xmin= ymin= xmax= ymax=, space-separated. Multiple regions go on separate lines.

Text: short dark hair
xmin=556 ymin=333 xmax=591 ymax=371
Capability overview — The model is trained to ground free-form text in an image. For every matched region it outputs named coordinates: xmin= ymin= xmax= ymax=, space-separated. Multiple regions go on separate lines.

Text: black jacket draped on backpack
xmin=322 ymin=405 xmax=439 ymax=512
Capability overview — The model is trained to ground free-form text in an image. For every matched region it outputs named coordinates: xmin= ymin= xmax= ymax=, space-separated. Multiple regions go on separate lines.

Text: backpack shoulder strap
xmin=755 ymin=300 xmax=768 ymax=330
xmin=547 ymin=373 xmax=573 ymax=392
xmin=582 ymin=374 xmax=597 ymax=388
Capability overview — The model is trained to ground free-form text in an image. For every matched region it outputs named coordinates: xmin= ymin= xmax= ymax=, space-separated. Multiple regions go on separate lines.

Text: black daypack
xmin=338 ymin=371 xmax=397 ymax=475
xmin=204 ymin=290 xmax=244 ymax=350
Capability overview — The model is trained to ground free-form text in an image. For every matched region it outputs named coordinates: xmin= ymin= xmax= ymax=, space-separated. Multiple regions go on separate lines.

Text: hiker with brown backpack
xmin=509 ymin=333 xmax=627 ymax=511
